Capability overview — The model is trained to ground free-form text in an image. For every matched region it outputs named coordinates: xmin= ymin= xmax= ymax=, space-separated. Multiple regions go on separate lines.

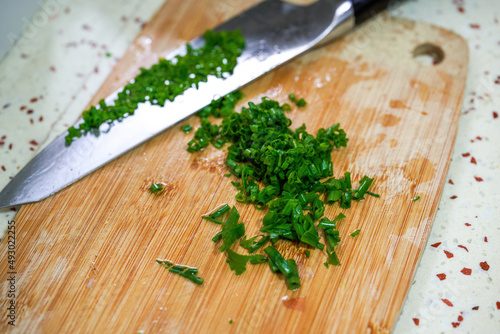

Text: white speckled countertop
xmin=0 ymin=0 xmax=498 ymax=332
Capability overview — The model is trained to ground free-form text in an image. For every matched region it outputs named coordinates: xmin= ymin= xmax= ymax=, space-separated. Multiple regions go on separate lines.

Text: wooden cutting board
xmin=0 ymin=0 xmax=468 ymax=333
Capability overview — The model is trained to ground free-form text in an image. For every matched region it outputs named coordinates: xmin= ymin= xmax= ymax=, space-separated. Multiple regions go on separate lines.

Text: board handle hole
xmin=412 ymin=43 xmax=444 ymax=66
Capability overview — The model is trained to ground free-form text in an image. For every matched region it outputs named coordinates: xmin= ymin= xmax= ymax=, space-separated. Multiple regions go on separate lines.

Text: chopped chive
xmin=202 ymin=204 xmax=231 ymax=224
xmin=156 ymin=259 xmax=203 ymax=285
xmin=288 ymin=93 xmax=307 ymax=108
xmin=205 ymin=203 xmax=230 ymax=219
xmin=149 ymin=183 xmax=164 ymax=193
xmin=317 ymin=213 xmax=345 ymax=229
xmin=182 ymin=273 xmax=204 ymax=285
xmin=326 ymin=249 xmax=341 ymax=266
xmin=412 ymin=196 xmax=421 ymax=202
xmin=350 ymin=229 xmax=361 ymax=237
xmin=268 ymin=257 xmax=280 ymax=273
xmin=169 ymin=265 xmax=186 ymax=274
xmin=285 ymin=259 xmax=301 ymax=290
xmin=181 ymin=124 xmax=193 ymax=134
xmin=353 ymin=176 xmax=374 ymax=200
xmin=212 ymin=231 xmax=222 ymax=243
xmin=264 ymin=246 xmax=301 ymax=290
xmin=240 ymin=235 xmax=270 ymax=253
xmin=264 ymin=246 xmax=292 ymax=277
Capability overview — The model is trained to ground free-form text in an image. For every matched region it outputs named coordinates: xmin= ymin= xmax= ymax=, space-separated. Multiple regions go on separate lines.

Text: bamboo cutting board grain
xmin=0 ymin=0 xmax=468 ymax=333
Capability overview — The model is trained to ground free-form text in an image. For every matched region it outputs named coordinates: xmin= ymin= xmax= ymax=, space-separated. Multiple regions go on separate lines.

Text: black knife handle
xmin=351 ymin=0 xmax=393 ymax=24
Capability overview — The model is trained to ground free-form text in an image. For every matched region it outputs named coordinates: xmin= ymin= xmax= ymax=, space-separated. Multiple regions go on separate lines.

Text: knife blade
xmin=0 ymin=0 xmax=392 ymax=208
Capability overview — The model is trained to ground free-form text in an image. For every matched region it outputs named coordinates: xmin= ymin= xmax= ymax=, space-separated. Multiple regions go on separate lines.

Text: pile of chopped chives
xmin=188 ymin=94 xmax=377 ymax=289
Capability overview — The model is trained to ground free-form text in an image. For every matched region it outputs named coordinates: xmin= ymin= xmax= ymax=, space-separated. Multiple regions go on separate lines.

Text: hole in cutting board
xmin=412 ymin=43 xmax=445 ymax=65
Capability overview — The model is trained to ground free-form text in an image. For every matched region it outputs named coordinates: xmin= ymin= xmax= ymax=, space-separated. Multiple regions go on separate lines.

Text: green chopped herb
xmin=105 ymin=52 xmax=112 ymax=58
xmin=288 ymin=93 xmax=307 ymax=107
xmin=264 ymin=246 xmax=301 ymax=290
xmin=212 ymin=231 xmax=222 ymax=243
xmin=240 ymin=235 xmax=270 ymax=253
xmin=204 ymin=206 xmax=268 ymax=275
xmin=66 ymin=30 xmax=245 ymax=145
xmin=353 ymin=175 xmax=374 ymax=200
xmin=237 ymin=235 xmax=255 ymax=249
xmin=264 ymin=246 xmax=292 ymax=277
xmin=304 ymin=250 xmax=310 ymax=258
xmin=225 ymin=249 xmax=267 ymax=275
xmin=202 ymin=203 xmax=231 ymax=224
xmin=156 ymin=259 xmax=204 ymax=285
xmin=187 ymin=91 xmax=244 ymax=152
xmin=318 ymin=213 xmax=344 ymax=266
xmin=149 ymin=183 xmax=164 ymax=194
xmin=317 ymin=213 xmax=345 ymax=229
xmin=285 ymin=259 xmax=301 ymax=290
xmin=195 ymin=94 xmax=378 ymax=289
xmin=203 ymin=204 xmax=233 ymax=238
xmin=268 ymin=256 xmax=280 ymax=273
xmin=412 ymin=196 xmax=421 ymax=202
xmin=281 ymin=103 xmax=292 ymax=112
xmin=229 ymin=319 xmax=233 ymax=324
xmin=206 ymin=203 xmax=230 ymax=219
xmin=350 ymin=229 xmax=361 ymax=237
xmin=219 ymin=206 xmax=245 ymax=252
xmin=326 ymin=249 xmax=341 ymax=266
xmin=181 ymin=124 xmax=193 ymax=134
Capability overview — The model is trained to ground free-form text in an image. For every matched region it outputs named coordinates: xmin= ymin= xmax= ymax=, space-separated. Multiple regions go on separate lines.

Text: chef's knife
xmin=0 ymin=0 xmax=395 ymax=208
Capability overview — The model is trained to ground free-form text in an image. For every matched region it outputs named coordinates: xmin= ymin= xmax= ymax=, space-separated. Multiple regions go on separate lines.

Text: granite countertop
xmin=0 ymin=0 xmax=498 ymax=332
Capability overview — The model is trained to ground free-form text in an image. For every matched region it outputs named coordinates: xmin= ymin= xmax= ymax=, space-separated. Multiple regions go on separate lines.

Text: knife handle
xmin=351 ymin=0 xmax=395 ymax=24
